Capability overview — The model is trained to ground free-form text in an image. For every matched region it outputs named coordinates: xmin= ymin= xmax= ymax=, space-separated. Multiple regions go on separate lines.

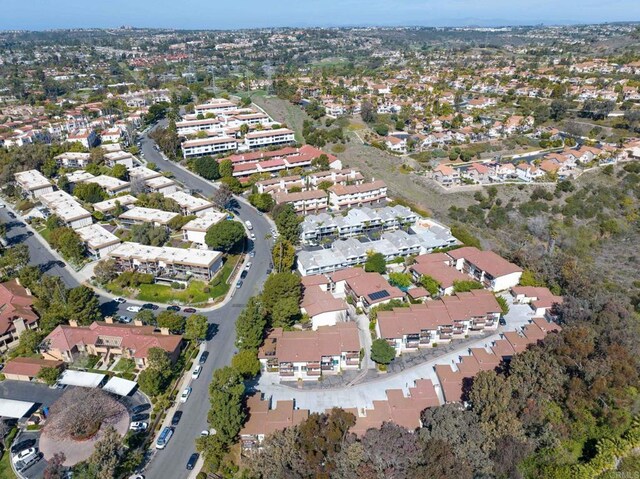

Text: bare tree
xmin=130 ymin=175 xmax=147 ymax=195
xmin=0 ymin=420 xmax=9 ymax=448
xmin=44 ymin=389 xmax=125 ymax=440
xmin=43 ymin=452 xmax=66 ymax=479
xmin=211 ymin=184 xmax=232 ymax=209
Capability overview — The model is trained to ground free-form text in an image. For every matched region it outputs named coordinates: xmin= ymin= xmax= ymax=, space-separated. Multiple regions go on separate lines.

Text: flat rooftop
xmin=80 ymin=174 xmax=130 ymax=192
xmin=182 ymin=211 xmax=227 ymax=232
xmin=109 ymin=242 xmax=222 ymax=268
xmin=39 ymin=190 xmax=92 ymax=222
xmin=165 ymin=191 xmax=214 ymax=212
xmin=119 ymin=206 xmax=180 ymax=225
xmin=93 ymin=195 xmax=138 ymax=213
xmin=76 ymin=224 xmax=121 ymax=249
xmin=15 ymin=169 xmax=52 ymax=191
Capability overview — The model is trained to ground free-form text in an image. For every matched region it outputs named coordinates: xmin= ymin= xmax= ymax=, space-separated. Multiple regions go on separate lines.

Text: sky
xmin=1 ymin=0 xmax=639 ymax=31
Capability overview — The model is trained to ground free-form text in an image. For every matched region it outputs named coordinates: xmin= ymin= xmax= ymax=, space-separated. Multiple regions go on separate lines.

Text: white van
xmin=156 ymin=426 xmax=173 ymax=450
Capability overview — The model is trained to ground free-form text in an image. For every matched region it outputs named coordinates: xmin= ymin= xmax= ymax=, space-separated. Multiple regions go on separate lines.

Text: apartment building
xmin=128 ymin=165 xmax=162 ymax=182
xmin=447 ymin=246 xmax=523 ymax=291
xmin=165 ymin=191 xmax=215 ymax=217
xmin=328 ymin=180 xmax=387 ymax=210
xmin=14 ymin=170 xmax=54 ymax=198
xmin=193 ymin=99 xmax=238 ymax=116
xmin=104 ymin=151 xmax=135 ymax=169
xmin=255 ymin=175 xmax=305 ymax=194
xmin=181 ymin=211 xmax=227 ymax=246
xmin=299 ymin=286 xmax=349 ymax=331
xmin=108 ymin=242 xmax=223 ymax=281
xmin=344 ymin=270 xmax=405 ymax=311
xmin=258 ymin=322 xmax=360 ymax=382
xmin=176 ymin=117 xmax=225 ymax=135
xmin=244 ymin=128 xmax=295 ymax=150
xmin=409 ymin=253 xmax=468 ymax=295
xmin=75 ymin=224 xmax=121 ymax=259
xmin=39 ymin=190 xmax=93 ymax=229
xmin=79 ymin=175 xmax=131 ymax=196
xmin=66 ymin=129 xmax=98 ymax=148
xmin=297 ymin=227 xmax=457 ymax=276
xmin=145 ymin=176 xmax=178 ymax=195
xmin=92 ymin=195 xmax=138 ymax=215
xmin=240 ymin=396 xmax=309 ymax=451
xmin=0 ymin=279 xmax=39 ymax=352
xmin=307 ymin=168 xmax=364 ymax=189
xmin=274 ymin=190 xmax=328 ymax=214
xmin=54 ymin=152 xmax=91 ymax=169
xmin=510 ymin=286 xmax=563 ymax=317
xmin=181 ymin=136 xmax=239 ymax=159
xmin=41 ymin=320 xmax=182 ymax=370
xmin=118 ymin=207 xmax=179 ymax=228
xmin=376 ymin=290 xmax=502 ymax=354
xmin=300 ymin=205 xmax=417 ymax=244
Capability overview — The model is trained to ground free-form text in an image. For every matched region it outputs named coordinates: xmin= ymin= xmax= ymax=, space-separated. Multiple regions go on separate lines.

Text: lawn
xmin=0 ymin=428 xmax=18 ymax=478
xmin=106 ymin=255 xmax=239 ymax=306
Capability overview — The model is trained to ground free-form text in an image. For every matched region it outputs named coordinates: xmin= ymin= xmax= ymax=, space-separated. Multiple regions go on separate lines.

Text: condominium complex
xmin=14 ymin=170 xmax=54 ymax=198
xmin=108 ymin=242 xmax=223 ymax=281
xmin=39 ymin=190 xmax=93 ymax=229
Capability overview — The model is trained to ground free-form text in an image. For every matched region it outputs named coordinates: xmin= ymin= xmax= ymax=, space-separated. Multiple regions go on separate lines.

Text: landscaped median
xmin=103 ymin=254 xmax=240 ymax=307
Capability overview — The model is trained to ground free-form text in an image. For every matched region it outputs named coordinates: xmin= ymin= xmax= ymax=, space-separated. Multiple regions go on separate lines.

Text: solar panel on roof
xmin=368 ymin=290 xmax=390 ymax=301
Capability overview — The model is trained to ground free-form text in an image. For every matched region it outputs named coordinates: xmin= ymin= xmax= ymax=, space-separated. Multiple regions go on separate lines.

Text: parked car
xmin=114 ymin=297 xmax=126 ymax=304
xmin=249 ymin=233 xmax=256 ymax=240
xmin=186 ymin=453 xmax=199 ymax=470
xmin=236 ymin=280 xmax=243 ymax=289
xmin=245 ymin=262 xmax=252 ymax=270
xmin=183 ymin=308 xmax=196 ymax=314
xmin=155 ymin=427 xmax=173 ymax=450
xmin=131 ymin=403 xmax=151 ymax=414
xmin=131 ymin=413 xmax=149 ymax=422
xmin=126 ymin=306 xmax=142 ymax=313
xmin=499 ymin=317 xmax=507 ymax=326
xmin=129 ymin=422 xmax=148 ymax=432
xmin=11 ymin=439 xmax=36 ymax=454
xmin=166 ymin=305 xmax=181 ymax=312
xmin=13 ymin=447 xmax=37 ymax=464
xmin=180 ymin=387 xmax=192 ymax=403
xmin=199 ymin=352 xmax=209 ymax=364
xmin=118 ymin=316 xmax=132 ymax=324
xmin=142 ymin=303 xmax=158 ymax=310
xmin=250 ymin=250 xmax=256 ymax=257
xmin=171 ymin=411 xmax=182 ymax=426
xmin=192 ymin=365 xmax=202 ymax=379
xmin=200 ymin=430 xmax=210 ymax=437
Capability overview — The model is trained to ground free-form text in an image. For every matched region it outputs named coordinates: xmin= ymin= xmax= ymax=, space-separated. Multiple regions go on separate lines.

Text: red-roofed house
xmin=0 ymin=279 xmax=39 ymax=352
xmin=447 ymin=247 xmax=523 ymax=291
xmin=40 ymin=320 xmax=183 ymax=369
xmin=344 ymin=271 xmax=404 ymax=311
xmin=3 ymin=357 xmax=64 ymax=382
xmin=258 ymin=323 xmax=361 ymax=381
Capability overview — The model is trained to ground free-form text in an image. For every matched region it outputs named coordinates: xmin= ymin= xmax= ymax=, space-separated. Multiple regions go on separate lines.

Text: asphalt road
xmin=0 ymin=124 xmax=273 ymax=478
xmin=137 ymin=128 xmax=273 ymax=478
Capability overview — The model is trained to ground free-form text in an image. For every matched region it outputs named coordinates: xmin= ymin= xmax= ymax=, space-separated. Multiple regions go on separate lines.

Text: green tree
xmin=205 ymin=221 xmax=246 ymax=252
xmin=453 ymin=280 xmax=483 ymax=293
xmin=220 ymin=176 xmax=243 ymax=194
xmin=66 ymin=286 xmax=101 ymax=325
xmin=14 ymin=329 xmax=44 ymax=356
xmin=208 ymin=367 xmax=245 ymax=444
xmin=271 ymin=239 xmax=296 ymax=273
xmin=50 ymin=228 xmax=85 ymax=264
xmin=249 ymin=192 xmax=275 ymax=212
xmin=110 ymin=164 xmax=129 ymax=180
xmin=388 ymin=272 xmax=412 ymax=289
xmin=371 ymin=338 xmax=396 ymax=365
xmin=218 ymin=159 xmax=234 ymax=178
xmin=235 ymin=297 xmax=267 ymax=351
xmin=262 ymin=272 xmax=301 ymax=314
xmin=57 ymin=175 xmax=70 ymax=193
xmin=231 ymin=349 xmax=260 ymax=378
xmin=156 ymin=311 xmax=186 ymax=333
xmin=185 ymin=314 xmax=208 ymax=341
xmin=88 ymin=425 xmax=121 ymax=479
xmin=364 ymin=252 xmax=386 ymax=274
xmin=73 ymin=182 xmax=108 ymax=203
xmin=420 ymin=275 xmax=441 ymax=296
xmin=18 ymin=265 xmax=42 ymax=291
xmin=37 ymin=366 xmax=61 ymax=386
xmin=94 ymin=259 xmax=118 ymax=285
xmin=271 ymin=296 xmax=300 ymax=328
xmin=273 ymin=204 xmax=301 ymax=244
xmin=193 ymin=156 xmax=220 ymax=180
xmin=135 ymin=309 xmax=156 ymax=325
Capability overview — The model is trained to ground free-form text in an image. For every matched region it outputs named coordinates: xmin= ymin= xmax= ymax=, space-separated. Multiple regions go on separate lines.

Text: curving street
xmin=0 ymin=125 xmax=273 ymax=479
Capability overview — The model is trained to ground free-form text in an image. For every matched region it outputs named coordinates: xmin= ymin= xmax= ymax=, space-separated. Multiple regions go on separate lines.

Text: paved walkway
xmin=256 ymin=298 xmax=534 ymax=412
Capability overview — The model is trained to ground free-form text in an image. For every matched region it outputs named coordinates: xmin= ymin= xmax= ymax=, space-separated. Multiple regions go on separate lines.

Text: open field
xmin=251 ymin=95 xmax=310 ymax=142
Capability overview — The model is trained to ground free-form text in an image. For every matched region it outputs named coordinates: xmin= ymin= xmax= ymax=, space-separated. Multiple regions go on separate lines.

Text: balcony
xmin=439 ymin=334 xmax=453 ymax=340
xmin=307 ymin=370 xmax=321 ymax=376
xmin=279 ymin=371 xmax=295 ymax=377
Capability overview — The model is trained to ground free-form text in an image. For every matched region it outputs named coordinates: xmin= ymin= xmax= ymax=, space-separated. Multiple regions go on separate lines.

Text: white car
xmin=245 ymin=262 xmax=252 ymax=270
xmin=245 ymin=220 xmax=253 ymax=230
xmin=200 ymin=430 xmax=209 ymax=437
xmin=126 ymin=306 xmax=142 ymax=313
xmin=13 ymin=447 xmax=36 ymax=464
xmin=191 ymin=365 xmax=202 ymax=379
xmin=180 ymin=387 xmax=192 ymax=403
xmin=129 ymin=422 xmax=148 ymax=432
xmin=250 ymin=233 xmax=256 ymax=240
xmin=114 ymin=297 xmax=126 ymax=304
xmin=119 ymin=316 xmax=132 ymax=323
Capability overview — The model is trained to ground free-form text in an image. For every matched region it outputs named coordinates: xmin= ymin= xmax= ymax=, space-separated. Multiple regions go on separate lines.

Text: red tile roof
xmin=3 ymin=357 xmax=63 ymax=377
xmin=0 ymin=280 xmax=38 ymax=335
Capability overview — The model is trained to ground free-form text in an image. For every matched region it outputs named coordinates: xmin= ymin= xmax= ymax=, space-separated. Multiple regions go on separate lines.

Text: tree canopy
xmin=205 ymin=220 xmax=246 ymax=252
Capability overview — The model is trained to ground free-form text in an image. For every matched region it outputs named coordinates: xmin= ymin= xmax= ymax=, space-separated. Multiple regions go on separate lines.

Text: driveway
xmin=0 ymin=381 xmax=64 ymax=410
xmin=256 ymin=296 xmax=535 ymax=412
